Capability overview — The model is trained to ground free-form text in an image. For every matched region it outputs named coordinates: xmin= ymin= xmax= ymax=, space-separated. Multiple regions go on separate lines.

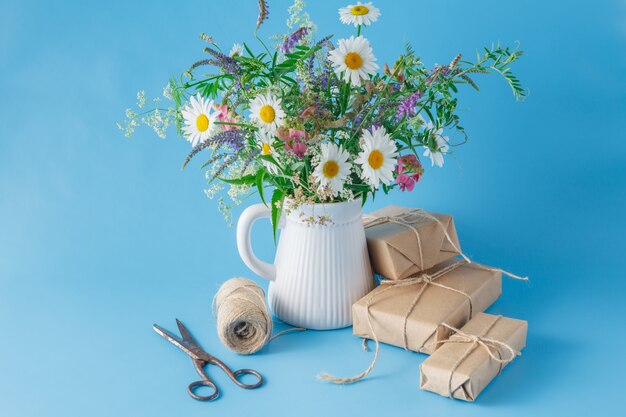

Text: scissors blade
xmin=153 ymin=323 xmax=202 ymax=361
xmin=176 ymin=319 xmax=197 ymax=344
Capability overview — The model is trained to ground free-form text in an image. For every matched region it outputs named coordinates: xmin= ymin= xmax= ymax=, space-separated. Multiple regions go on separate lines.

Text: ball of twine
xmin=213 ymin=277 xmax=272 ymax=355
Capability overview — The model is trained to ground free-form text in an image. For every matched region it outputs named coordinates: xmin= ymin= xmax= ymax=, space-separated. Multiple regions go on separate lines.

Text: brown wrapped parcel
xmin=352 ymin=259 xmax=501 ymax=355
xmin=420 ymin=312 xmax=527 ymax=401
xmin=364 ymin=206 xmax=463 ymax=280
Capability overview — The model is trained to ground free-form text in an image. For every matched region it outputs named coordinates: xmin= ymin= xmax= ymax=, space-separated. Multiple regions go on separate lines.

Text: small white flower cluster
xmin=142 ymin=108 xmax=176 ymax=139
xmin=163 ymin=84 xmax=173 ymax=100
xmin=117 ymin=87 xmax=177 ymax=139
xmin=287 ymin=0 xmax=317 ymax=40
xmin=217 ymin=197 xmax=233 ymax=227
xmin=204 ymin=181 xmax=224 ymax=200
xmin=117 ymin=109 xmax=139 ymax=138
xmin=136 ymin=90 xmax=147 ymax=108
xmin=204 ymin=151 xmax=258 ymax=225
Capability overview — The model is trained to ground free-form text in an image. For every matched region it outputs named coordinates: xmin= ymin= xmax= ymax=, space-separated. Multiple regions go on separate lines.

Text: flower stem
xmin=215 ymin=121 xmax=258 ymax=130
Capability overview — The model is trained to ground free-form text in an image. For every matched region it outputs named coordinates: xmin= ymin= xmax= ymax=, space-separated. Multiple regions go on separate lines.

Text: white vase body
xmin=236 ymin=199 xmax=374 ymax=330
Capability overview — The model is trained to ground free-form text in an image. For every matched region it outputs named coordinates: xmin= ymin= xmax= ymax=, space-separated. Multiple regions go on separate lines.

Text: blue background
xmin=1 ymin=0 xmax=625 ymax=415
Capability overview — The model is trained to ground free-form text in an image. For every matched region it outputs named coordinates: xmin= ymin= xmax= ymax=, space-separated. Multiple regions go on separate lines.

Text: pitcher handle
xmin=236 ymin=204 xmax=277 ymax=281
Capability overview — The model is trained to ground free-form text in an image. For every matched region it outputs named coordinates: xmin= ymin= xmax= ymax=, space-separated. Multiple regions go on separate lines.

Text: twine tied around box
xmin=362 ymin=208 xmax=471 ymax=271
xmin=435 ymin=315 xmax=520 ymax=397
xmin=319 ymin=209 xmax=528 ymax=384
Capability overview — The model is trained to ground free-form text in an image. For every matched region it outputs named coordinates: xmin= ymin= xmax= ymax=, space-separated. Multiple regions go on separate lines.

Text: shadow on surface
xmin=477 ymin=333 xmax=583 ymax=406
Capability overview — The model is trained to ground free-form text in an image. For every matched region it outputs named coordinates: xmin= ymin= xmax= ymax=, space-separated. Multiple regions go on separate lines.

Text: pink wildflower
xmin=278 ymin=128 xmax=309 ymax=158
xmin=212 ymin=103 xmax=238 ymax=130
xmin=396 ymin=173 xmax=415 ymax=192
xmin=395 ymin=154 xmax=424 ymax=192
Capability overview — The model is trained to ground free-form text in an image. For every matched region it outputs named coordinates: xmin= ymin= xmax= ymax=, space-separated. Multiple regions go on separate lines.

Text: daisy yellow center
xmin=345 ymin=52 xmax=363 ymax=70
xmin=196 ymin=114 xmax=210 ymax=132
xmin=323 ymin=160 xmax=339 ymax=178
xmin=261 ymin=143 xmax=272 ymax=155
xmin=368 ymin=150 xmax=384 ymax=169
xmin=259 ymin=105 xmax=276 ymax=123
xmin=351 ymin=5 xmax=369 ymax=15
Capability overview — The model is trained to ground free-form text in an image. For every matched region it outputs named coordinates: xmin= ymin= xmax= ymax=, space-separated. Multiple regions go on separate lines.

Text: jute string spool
xmin=319 ymin=209 xmax=528 ymax=384
xmin=213 ymin=277 xmax=273 ymax=355
xmin=213 ymin=277 xmax=305 ymax=355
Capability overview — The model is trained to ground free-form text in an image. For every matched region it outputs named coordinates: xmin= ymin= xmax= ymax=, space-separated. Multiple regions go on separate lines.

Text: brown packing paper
xmin=364 ymin=206 xmax=463 ymax=280
xmin=420 ymin=312 xmax=527 ymax=401
xmin=352 ymin=259 xmax=502 ymax=355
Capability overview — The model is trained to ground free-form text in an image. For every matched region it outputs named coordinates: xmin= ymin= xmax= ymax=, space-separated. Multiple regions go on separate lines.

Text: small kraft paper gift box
xmin=352 ymin=259 xmax=502 ymax=355
xmin=363 ymin=206 xmax=464 ymax=280
xmin=420 ymin=312 xmax=527 ymax=401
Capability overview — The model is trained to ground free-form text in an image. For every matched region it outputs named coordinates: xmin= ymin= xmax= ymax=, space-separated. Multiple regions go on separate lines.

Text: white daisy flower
xmin=328 ymin=36 xmax=378 ymax=87
xmin=248 ymin=93 xmax=286 ymax=135
xmin=338 ymin=2 xmax=381 ymax=27
xmin=181 ymin=93 xmax=219 ymax=147
xmin=256 ymin=131 xmax=280 ymax=174
xmin=312 ymin=143 xmax=352 ymax=197
xmin=422 ymin=122 xmax=450 ymax=167
xmin=355 ymin=126 xmax=398 ymax=188
xmin=229 ymin=43 xmax=244 ymax=57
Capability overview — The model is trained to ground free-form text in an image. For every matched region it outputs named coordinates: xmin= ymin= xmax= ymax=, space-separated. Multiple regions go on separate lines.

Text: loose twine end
xmin=317 ymin=337 xmax=379 ymax=384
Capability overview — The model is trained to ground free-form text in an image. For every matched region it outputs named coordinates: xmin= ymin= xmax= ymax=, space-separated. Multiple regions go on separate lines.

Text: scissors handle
xmin=187 ymin=379 xmax=219 ymax=401
xmin=230 ymin=368 xmax=263 ymax=389
xmin=211 ymin=357 xmax=263 ymax=389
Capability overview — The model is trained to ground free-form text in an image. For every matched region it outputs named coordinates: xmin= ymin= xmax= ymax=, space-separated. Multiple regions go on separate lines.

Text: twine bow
xmin=380 ymin=260 xmax=473 ymax=351
xmin=436 ymin=316 xmax=520 ymax=398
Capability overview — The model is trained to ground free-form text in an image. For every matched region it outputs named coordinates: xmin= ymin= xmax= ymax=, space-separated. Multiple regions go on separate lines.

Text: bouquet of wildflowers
xmin=120 ymin=0 xmax=524 ymax=232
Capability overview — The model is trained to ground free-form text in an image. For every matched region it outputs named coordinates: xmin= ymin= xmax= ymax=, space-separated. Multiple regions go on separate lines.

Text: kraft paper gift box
xmin=352 ymin=259 xmax=502 ymax=355
xmin=420 ymin=312 xmax=527 ymax=401
xmin=363 ymin=206 xmax=463 ymax=280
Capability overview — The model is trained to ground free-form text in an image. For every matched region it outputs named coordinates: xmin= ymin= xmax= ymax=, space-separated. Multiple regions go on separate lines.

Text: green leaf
xmin=289 ymin=161 xmax=305 ymax=171
xmin=281 ymin=75 xmax=298 ymax=85
xmin=243 ymin=43 xmax=254 ymax=57
xmin=256 ymin=170 xmax=266 ymax=205
xmin=301 ymin=45 xmax=321 ymax=60
xmin=284 ymin=52 xmax=305 ymax=59
xmin=218 ymin=174 xmax=256 ymax=185
xmin=271 ymin=189 xmax=284 ymax=244
xmin=277 ymin=59 xmax=297 ymax=68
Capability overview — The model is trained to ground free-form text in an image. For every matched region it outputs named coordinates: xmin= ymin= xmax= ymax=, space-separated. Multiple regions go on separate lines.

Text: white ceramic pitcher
xmin=236 ymin=199 xmax=374 ymax=330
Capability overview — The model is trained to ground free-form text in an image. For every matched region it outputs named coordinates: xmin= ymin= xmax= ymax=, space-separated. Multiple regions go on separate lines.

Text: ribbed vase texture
xmin=268 ymin=200 xmax=374 ymax=329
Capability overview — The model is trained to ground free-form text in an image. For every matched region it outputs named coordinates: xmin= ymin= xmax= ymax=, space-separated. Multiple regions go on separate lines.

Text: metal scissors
xmin=153 ymin=319 xmax=263 ymax=401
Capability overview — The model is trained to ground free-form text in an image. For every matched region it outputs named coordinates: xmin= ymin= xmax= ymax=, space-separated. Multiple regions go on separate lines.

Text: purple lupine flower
xmin=203 ymin=46 xmax=243 ymax=88
xmin=210 ymin=130 xmax=246 ymax=151
xmin=315 ymin=34 xmax=334 ymax=48
xmin=425 ymin=65 xmax=450 ymax=85
xmin=256 ymin=0 xmax=270 ymax=30
xmin=281 ymin=27 xmax=309 ymax=54
xmin=396 ymin=90 xmax=422 ymax=121
xmin=183 ymin=130 xmax=247 ymax=169
xmin=207 ymin=154 xmax=237 ymax=183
